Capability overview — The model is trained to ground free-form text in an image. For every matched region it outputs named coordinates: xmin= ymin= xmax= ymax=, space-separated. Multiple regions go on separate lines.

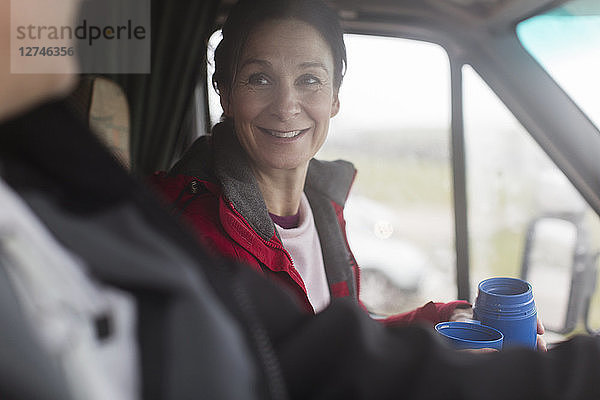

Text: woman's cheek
xmin=303 ymin=91 xmax=337 ymax=119
xmin=234 ymin=89 xmax=271 ymax=118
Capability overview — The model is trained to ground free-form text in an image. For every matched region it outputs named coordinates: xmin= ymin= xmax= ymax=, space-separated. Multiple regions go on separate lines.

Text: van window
xmin=463 ymin=65 xmax=600 ymax=332
xmin=207 ymin=32 xmax=454 ymax=316
xmin=318 ymin=35 xmax=454 ymax=316
xmin=517 ymin=0 xmax=600 ymax=333
xmin=207 ymin=30 xmax=223 ymax=127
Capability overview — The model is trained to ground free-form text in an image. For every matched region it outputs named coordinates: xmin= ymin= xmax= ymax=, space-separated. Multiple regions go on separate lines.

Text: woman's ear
xmin=330 ymin=91 xmax=340 ymax=118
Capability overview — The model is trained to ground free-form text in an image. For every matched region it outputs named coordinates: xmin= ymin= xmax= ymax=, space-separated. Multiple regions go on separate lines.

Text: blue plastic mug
xmin=473 ymin=277 xmax=537 ymax=349
xmin=435 ymin=321 xmax=504 ymax=350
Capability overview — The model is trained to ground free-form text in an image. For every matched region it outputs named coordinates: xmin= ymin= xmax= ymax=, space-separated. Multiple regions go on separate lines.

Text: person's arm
xmin=273 ymin=298 xmax=600 ymax=400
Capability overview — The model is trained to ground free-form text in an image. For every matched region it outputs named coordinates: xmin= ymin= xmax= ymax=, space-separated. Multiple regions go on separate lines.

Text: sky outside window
xmin=517 ymin=0 xmax=600 ymax=130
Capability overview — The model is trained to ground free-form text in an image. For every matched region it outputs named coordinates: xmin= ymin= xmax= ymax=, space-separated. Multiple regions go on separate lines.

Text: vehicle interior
xmin=76 ymin=0 xmax=599 ymax=342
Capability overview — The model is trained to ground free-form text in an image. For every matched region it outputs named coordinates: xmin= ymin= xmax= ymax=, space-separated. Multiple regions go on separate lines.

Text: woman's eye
xmin=298 ymin=75 xmax=321 ymax=86
xmin=248 ymin=73 xmax=271 ymax=86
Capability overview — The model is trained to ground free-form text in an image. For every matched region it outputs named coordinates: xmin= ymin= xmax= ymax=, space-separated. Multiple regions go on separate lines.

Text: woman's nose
xmin=270 ymin=83 xmax=301 ymax=121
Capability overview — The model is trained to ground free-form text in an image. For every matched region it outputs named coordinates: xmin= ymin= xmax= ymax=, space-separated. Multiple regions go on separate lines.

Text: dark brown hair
xmin=212 ymin=0 xmax=347 ymax=96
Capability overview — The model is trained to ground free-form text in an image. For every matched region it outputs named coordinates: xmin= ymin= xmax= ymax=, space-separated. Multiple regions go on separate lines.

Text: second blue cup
xmin=435 ymin=321 xmax=503 ymax=350
xmin=473 ymin=277 xmax=537 ymax=349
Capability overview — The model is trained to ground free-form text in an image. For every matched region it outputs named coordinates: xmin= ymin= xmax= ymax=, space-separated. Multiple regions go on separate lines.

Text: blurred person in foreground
xmin=0 ymin=0 xmax=596 ymax=399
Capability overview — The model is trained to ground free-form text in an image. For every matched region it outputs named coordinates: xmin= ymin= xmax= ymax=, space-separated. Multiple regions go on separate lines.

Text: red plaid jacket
xmin=151 ymin=122 xmax=469 ymax=320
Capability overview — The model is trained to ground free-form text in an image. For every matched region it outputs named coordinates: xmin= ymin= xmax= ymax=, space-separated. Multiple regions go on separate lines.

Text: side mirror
xmin=521 ymin=212 xmax=598 ymax=334
xmin=583 ymin=258 xmax=599 ymax=335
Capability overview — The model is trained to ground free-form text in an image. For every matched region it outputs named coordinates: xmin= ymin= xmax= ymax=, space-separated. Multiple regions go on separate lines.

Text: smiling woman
xmin=224 ymin=19 xmax=340 ymax=198
xmin=152 ymin=0 xmax=353 ymax=314
xmin=151 ymin=0 xmax=470 ymax=322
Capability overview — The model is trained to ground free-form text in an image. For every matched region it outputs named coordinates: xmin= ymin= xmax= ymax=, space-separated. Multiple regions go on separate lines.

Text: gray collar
xmin=172 ymin=121 xmax=356 ymax=241
xmin=213 ymin=121 xmax=274 ymax=240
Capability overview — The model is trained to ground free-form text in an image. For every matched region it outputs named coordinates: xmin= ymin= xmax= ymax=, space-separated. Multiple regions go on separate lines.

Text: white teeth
xmin=264 ymin=129 xmax=304 ymax=138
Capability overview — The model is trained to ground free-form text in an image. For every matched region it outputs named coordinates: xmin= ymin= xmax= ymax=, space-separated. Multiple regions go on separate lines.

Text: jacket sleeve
xmin=382 ymin=300 xmax=472 ymax=326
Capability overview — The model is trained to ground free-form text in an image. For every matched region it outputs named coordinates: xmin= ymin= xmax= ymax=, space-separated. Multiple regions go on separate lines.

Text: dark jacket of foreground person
xmin=0 ymin=100 xmax=599 ymax=400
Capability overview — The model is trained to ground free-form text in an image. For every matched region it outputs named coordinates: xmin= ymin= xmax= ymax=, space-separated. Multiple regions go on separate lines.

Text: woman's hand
xmin=449 ymin=306 xmax=474 ymax=322
xmin=536 ymin=316 xmax=547 ymax=352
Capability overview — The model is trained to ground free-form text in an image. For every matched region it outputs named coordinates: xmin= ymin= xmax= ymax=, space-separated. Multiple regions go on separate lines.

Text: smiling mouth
xmin=259 ymin=127 xmax=309 ymax=139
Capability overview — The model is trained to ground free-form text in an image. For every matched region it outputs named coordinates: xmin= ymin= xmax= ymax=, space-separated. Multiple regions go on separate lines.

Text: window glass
xmin=207 ymin=30 xmax=223 ymax=127
xmin=463 ymin=65 xmax=600 ymax=332
xmin=319 ymin=35 xmax=455 ymax=316
xmin=517 ymin=0 xmax=600 ymax=130
xmin=207 ymin=33 xmax=455 ymax=316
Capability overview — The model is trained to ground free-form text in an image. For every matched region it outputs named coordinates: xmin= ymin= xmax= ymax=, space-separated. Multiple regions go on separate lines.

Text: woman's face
xmin=222 ymin=19 xmax=340 ymax=173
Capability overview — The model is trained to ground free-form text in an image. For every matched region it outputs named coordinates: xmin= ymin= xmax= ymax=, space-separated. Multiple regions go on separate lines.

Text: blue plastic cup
xmin=473 ymin=277 xmax=537 ymax=349
xmin=435 ymin=321 xmax=504 ymax=350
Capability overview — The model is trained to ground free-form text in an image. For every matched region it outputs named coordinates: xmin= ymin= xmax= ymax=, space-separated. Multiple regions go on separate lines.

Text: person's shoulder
xmin=169 ymin=135 xmax=216 ymax=180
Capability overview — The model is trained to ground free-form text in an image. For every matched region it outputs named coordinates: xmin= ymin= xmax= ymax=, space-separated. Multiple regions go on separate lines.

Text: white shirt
xmin=0 ymin=179 xmax=139 ymax=400
xmin=274 ymin=193 xmax=331 ymax=313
